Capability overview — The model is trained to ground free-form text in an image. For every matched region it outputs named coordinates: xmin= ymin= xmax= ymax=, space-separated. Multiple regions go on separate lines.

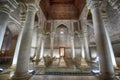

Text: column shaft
xmin=40 ymin=37 xmax=45 ymax=58
xmin=0 ymin=11 xmax=9 ymax=50
xmin=13 ymin=4 xmax=37 ymax=79
xmin=81 ymin=37 xmax=85 ymax=58
xmin=50 ymin=37 xmax=54 ymax=57
xmin=35 ymin=34 xmax=42 ymax=64
xmin=104 ymin=27 xmax=117 ymax=68
xmin=88 ymin=0 xmax=115 ymax=79
xmin=71 ymin=37 xmax=75 ymax=59
xmin=83 ymin=28 xmax=91 ymax=61
xmin=12 ymin=28 xmax=23 ymax=67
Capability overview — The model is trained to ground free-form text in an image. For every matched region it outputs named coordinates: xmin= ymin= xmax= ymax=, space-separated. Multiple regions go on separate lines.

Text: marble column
xmin=71 ymin=36 xmax=75 ymax=59
xmin=78 ymin=34 xmax=88 ymax=67
xmin=12 ymin=3 xmax=38 ymax=80
xmin=30 ymin=27 xmax=37 ymax=58
xmin=78 ymin=34 xmax=85 ymax=59
xmin=83 ymin=26 xmax=91 ymax=62
xmin=104 ymin=27 xmax=117 ymax=68
xmin=50 ymin=32 xmax=55 ymax=57
xmin=35 ymin=33 xmax=42 ymax=65
xmin=12 ymin=12 xmax=26 ymax=68
xmin=101 ymin=4 xmax=118 ymax=68
xmin=87 ymin=0 xmax=115 ymax=79
xmin=39 ymin=36 xmax=46 ymax=66
xmin=0 ymin=0 xmax=18 ymax=50
xmin=50 ymin=37 xmax=54 ymax=57
xmin=40 ymin=36 xmax=46 ymax=59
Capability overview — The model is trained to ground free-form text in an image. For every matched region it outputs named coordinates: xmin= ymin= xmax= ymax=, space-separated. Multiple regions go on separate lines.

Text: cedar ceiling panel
xmin=49 ymin=4 xmax=79 ymax=19
xmin=50 ymin=0 xmax=74 ymax=3
xmin=40 ymin=0 xmax=50 ymax=19
xmin=39 ymin=0 xmax=85 ymax=19
xmin=74 ymin=0 xmax=86 ymax=16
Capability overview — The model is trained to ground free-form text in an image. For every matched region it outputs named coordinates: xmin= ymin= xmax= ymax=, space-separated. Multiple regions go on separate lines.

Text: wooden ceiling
xmin=40 ymin=0 xmax=85 ymax=20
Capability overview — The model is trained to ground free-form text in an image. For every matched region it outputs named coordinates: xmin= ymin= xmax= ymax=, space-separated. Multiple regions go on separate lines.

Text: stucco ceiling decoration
xmin=40 ymin=0 xmax=85 ymax=20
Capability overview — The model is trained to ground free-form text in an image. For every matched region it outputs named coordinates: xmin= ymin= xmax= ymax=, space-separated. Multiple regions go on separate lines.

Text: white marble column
xmin=12 ymin=2 xmax=39 ymax=80
xmin=35 ymin=33 xmax=42 ymax=65
xmin=78 ymin=35 xmax=85 ymax=59
xmin=38 ymin=36 xmax=46 ymax=66
xmin=83 ymin=26 xmax=91 ymax=62
xmin=50 ymin=37 xmax=54 ymax=57
xmin=40 ymin=36 xmax=46 ymax=59
xmin=71 ymin=36 xmax=75 ymax=59
xmin=30 ymin=27 xmax=37 ymax=58
xmin=78 ymin=34 xmax=88 ymax=67
xmin=87 ymin=0 xmax=115 ymax=79
xmin=50 ymin=32 xmax=55 ymax=57
xmin=0 ymin=0 xmax=18 ymax=50
xmin=12 ymin=11 xmax=26 ymax=68
xmin=104 ymin=27 xmax=117 ymax=68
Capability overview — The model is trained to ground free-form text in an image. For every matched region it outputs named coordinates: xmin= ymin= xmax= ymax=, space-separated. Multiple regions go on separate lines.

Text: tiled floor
xmin=30 ymin=75 xmax=99 ymax=80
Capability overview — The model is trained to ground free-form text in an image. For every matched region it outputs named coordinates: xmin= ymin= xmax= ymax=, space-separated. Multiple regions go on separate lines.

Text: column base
xmin=114 ymin=66 xmax=119 ymax=70
xmin=59 ymin=57 xmax=67 ymax=68
xmin=11 ymin=72 xmax=32 ymax=80
xmin=38 ymin=58 xmax=45 ymax=67
xmin=10 ymin=65 xmax=16 ymax=69
xmin=80 ymin=58 xmax=89 ymax=68
xmin=34 ymin=59 xmax=40 ymax=65
xmin=98 ymin=74 xmax=116 ymax=80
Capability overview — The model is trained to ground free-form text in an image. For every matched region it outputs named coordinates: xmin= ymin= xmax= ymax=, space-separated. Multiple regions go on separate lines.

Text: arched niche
xmin=55 ymin=24 xmax=69 ymax=48
xmin=56 ymin=24 xmax=68 ymax=35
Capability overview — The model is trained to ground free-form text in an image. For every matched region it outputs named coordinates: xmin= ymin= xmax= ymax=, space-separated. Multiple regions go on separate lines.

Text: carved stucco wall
xmin=106 ymin=4 xmax=120 ymax=66
xmin=106 ymin=4 xmax=120 ymax=41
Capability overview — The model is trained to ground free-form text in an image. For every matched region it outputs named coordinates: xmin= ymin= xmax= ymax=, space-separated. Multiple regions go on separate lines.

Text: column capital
xmin=87 ymin=0 xmax=102 ymax=10
xmin=26 ymin=0 xmax=41 ymax=12
xmin=0 ymin=0 xmax=18 ymax=14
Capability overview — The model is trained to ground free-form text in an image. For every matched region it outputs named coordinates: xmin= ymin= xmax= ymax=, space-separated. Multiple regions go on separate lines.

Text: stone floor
xmin=30 ymin=75 xmax=99 ymax=80
xmin=0 ymin=61 xmax=120 ymax=80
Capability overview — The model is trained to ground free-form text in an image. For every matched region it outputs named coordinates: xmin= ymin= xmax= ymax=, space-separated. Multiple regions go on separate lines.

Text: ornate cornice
xmin=26 ymin=0 xmax=41 ymax=12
